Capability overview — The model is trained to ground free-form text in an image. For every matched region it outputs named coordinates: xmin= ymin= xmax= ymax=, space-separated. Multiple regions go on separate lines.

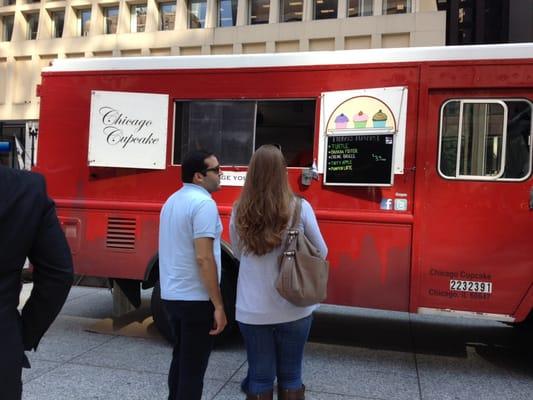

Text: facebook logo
xmin=380 ymin=199 xmax=393 ymax=210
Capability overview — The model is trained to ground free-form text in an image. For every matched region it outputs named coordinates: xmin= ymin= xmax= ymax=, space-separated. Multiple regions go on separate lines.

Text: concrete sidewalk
xmin=19 ymin=285 xmax=533 ymax=400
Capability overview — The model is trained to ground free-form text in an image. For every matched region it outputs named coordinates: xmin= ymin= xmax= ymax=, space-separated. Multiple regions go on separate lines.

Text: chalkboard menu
xmin=324 ymin=134 xmax=394 ymax=186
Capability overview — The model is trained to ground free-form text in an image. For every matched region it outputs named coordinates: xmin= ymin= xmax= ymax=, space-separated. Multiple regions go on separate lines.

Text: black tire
xmin=151 ymin=280 xmax=176 ymax=343
xmin=216 ymin=254 xmax=239 ymax=345
xmin=150 ymin=250 xmax=240 ymax=346
xmin=511 ymin=313 xmax=533 ymax=331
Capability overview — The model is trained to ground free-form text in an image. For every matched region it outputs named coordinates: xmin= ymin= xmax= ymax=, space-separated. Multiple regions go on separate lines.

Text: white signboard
xmin=220 ymin=171 xmax=247 ymax=187
xmin=319 ymin=86 xmax=408 ymax=174
xmin=88 ymin=90 xmax=169 ymax=169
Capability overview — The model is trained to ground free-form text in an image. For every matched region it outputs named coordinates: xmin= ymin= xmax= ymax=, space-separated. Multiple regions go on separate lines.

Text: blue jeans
xmin=238 ymin=315 xmax=313 ymax=395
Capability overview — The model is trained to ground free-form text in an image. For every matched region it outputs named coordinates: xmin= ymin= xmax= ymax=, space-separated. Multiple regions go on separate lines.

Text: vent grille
xmin=106 ymin=216 xmax=136 ymax=250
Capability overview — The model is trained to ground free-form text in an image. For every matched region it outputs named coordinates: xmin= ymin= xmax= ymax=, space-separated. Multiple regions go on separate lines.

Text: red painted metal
xmin=36 ymin=55 xmax=533 ymax=321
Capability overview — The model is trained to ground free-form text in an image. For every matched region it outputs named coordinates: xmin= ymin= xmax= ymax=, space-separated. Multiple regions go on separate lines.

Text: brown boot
xmin=246 ymin=390 xmax=273 ymax=400
xmin=277 ymin=385 xmax=305 ymax=400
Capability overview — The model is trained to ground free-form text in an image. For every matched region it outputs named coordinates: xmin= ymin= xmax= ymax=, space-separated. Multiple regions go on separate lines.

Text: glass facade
xmin=249 ymin=0 xmax=269 ymax=24
xmin=280 ymin=0 xmax=303 ymax=22
xmin=314 ymin=0 xmax=337 ymax=20
xmin=78 ymin=9 xmax=91 ymax=36
xmin=347 ymin=0 xmax=373 ymax=17
xmin=218 ymin=0 xmax=237 ymax=27
xmin=131 ymin=4 xmax=147 ymax=32
xmin=189 ymin=0 xmax=207 ymax=28
xmin=382 ymin=0 xmax=411 ymax=15
xmin=159 ymin=2 xmax=176 ymax=30
xmin=104 ymin=6 xmax=119 ymax=34
xmin=51 ymin=11 xmax=65 ymax=38
xmin=2 ymin=15 xmax=14 ymax=41
xmin=26 ymin=13 xmax=39 ymax=40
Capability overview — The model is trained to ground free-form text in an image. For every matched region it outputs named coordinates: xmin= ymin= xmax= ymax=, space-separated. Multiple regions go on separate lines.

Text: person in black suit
xmin=0 ymin=165 xmax=73 ymax=400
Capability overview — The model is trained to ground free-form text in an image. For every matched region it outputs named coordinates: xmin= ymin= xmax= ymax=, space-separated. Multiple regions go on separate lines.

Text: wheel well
xmin=525 ymin=309 xmax=533 ymax=325
xmin=220 ymin=239 xmax=239 ymax=274
xmin=142 ymin=240 xmax=239 ymax=290
xmin=142 ymin=254 xmax=159 ymax=290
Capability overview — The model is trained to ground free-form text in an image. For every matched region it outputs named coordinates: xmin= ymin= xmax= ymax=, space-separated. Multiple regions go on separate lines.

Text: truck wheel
xmin=216 ymin=254 xmax=239 ymax=345
xmin=151 ymin=280 xmax=176 ymax=343
xmin=150 ymin=249 xmax=239 ymax=346
xmin=513 ymin=313 xmax=533 ymax=331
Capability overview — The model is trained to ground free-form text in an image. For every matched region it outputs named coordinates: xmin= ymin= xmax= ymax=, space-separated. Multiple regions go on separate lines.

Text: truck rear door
xmin=415 ymin=88 xmax=533 ymax=320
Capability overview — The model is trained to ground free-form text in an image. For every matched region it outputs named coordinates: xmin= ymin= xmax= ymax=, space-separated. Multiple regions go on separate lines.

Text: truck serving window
xmin=438 ymin=99 xmax=532 ymax=181
xmin=173 ymin=99 xmax=315 ymax=167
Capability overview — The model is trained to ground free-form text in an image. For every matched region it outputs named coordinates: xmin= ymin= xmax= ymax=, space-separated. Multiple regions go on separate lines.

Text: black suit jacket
xmin=0 ymin=166 xmax=73 ymax=397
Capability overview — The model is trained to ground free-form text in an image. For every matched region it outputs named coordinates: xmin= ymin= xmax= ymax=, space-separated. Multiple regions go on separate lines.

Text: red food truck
xmin=35 ymin=43 xmax=533 ymax=337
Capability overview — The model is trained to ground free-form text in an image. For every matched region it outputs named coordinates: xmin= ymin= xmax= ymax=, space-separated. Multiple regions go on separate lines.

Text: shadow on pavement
xmin=310 ymin=305 xmax=533 ymax=375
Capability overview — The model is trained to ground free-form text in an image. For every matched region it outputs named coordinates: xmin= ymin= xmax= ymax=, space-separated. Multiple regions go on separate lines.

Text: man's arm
xmin=22 ymin=175 xmax=74 ymax=351
xmin=194 ymin=237 xmax=227 ymax=335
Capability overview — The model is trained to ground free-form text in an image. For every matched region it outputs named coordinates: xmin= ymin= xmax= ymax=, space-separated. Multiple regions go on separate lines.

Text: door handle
xmin=530 ymin=187 xmax=533 ymax=210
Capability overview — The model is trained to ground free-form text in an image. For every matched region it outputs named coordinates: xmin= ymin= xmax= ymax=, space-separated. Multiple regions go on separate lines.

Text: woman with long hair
xmin=230 ymin=145 xmax=328 ymax=400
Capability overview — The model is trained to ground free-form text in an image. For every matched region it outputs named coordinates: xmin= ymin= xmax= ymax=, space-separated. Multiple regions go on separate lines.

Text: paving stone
xmin=417 ymin=347 xmax=533 ymax=400
xmin=212 ymin=381 xmax=383 ymax=400
xmin=59 ymin=290 xmax=115 ymax=319
xmin=71 ymin=335 xmax=247 ymax=381
xmin=70 ymin=335 xmax=171 ymax=373
xmin=205 ymin=343 xmax=247 ymax=381
xmin=28 ymin=316 xmax=117 ymax=363
xmin=303 ymin=343 xmax=420 ymax=400
xmin=22 ymin=362 xmax=230 ymax=400
xmin=16 ymin=286 xmax=533 ymax=400
xmin=22 ymin=359 xmax=61 ymax=383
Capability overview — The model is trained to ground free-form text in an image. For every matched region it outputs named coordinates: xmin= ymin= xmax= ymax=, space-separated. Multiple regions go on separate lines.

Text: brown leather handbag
xmin=276 ymin=197 xmax=329 ymax=307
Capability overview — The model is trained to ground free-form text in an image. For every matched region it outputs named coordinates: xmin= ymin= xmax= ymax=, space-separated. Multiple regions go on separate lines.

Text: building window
xmin=347 ymin=0 xmax=373 ymax=17
xmin=189 ymin=0 xmax=207 ymax=28
xmin=130 ymin=4 xmax=147 ymax=32
xmin=249 ymin=0 xmax=269 ymax=24
xmin=103 ymin=6 xmax=119 ymax=34
xmin=159 ymin=2 xmax=176 ymax=30
xmin=382 ymin=0 xmax=411 ymax=15
xmin=26 ymin=13 xmax=39 ymax=40
xmin=2 ymin=15 xmax=14 ymax=42
xmin=173 ymin=100 xmax=315 ymax=167
xmin=51 ymin=10 xmax=65 ymax=38
xmin=280 ymin=0 xmax=302 ymax=22
xmin=78 ymin=9 xmax=91 ymax=36
xmin=439 ymin=99 xmax=532 ymax=180
xmin=443 ymin=1 xmax=515 ymax=46
xmin=218 ymin=0 xmax=237 ymax=27
xmin=314 ymin=0 xmax=337 ymax=19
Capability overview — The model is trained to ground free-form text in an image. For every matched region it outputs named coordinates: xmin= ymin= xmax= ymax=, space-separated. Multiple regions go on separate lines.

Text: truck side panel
xmin=38 ymin=64 xmax=419 ymax=311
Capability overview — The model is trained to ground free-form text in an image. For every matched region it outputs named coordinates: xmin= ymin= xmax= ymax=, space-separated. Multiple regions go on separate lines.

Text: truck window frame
xmin=171 ymin=98 xmax=316 ymax=168
xmin=437 ymin=98 xmax=533 ymax=182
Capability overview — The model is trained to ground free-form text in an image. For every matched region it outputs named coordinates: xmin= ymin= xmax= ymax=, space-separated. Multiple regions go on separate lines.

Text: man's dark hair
xmin=181 ymin=150 xmax=214 ymax=183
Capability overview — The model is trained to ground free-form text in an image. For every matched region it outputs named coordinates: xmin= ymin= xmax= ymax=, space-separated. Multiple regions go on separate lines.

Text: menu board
xmin=324 ymin=134 xmax=394 ymax=186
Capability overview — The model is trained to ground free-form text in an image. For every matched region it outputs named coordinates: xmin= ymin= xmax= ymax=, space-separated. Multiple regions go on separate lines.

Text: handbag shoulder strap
xmin=280 ymin=196 xmax=303 ymax=253
xmin=288 ymin=196 xmax=303 ymax=231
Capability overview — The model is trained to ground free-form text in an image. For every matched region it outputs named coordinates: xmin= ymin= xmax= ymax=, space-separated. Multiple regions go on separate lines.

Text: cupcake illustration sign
xmin=328 ymin=96 xmax=396 ymax=132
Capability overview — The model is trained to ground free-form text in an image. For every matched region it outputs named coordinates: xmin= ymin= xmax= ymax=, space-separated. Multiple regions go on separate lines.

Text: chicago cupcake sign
xmin=88 ymin=90 xmax=169 ymax=169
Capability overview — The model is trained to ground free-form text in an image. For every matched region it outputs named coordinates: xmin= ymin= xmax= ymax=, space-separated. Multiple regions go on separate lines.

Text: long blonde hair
xmin=235 ymin=145 xmax=293 ymax=256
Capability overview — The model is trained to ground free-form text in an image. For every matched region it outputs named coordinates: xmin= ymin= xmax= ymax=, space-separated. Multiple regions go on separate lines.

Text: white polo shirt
xmin=159 ymin=183 xmax=222 ymax=301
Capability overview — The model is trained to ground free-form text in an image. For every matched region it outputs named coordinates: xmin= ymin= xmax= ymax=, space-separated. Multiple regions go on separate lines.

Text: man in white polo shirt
xmin=159 ymin=149 xmax=227 ymax=400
